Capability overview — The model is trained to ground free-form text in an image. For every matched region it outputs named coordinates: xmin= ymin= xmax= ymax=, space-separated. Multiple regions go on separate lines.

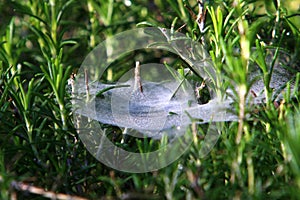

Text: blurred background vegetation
xmin=0 ymin=0 xmax=299 ymax=199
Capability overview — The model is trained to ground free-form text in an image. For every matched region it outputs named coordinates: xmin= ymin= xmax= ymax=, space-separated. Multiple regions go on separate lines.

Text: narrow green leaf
xmin=136 ymin=21 xmax=159 ymax=27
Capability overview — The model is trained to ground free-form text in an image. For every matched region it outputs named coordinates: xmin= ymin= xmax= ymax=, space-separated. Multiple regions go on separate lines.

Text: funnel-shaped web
xmin=70 ymin=28 xmax=296 ymax=172
xmin=72 ymin=28 xmax=295 ymax=139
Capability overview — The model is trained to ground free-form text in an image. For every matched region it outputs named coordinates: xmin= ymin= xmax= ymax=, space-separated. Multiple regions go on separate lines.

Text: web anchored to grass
xmin=72 ymin=28 xmax=297 ymax=138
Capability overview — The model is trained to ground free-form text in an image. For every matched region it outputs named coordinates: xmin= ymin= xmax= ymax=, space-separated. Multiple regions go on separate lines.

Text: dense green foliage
xmin=0 ymin=0 xmax=300 ymax=199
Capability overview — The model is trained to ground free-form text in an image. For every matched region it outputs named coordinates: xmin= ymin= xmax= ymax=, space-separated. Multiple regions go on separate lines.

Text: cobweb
xmin=71 ymin=28 xmax=296 ymax=139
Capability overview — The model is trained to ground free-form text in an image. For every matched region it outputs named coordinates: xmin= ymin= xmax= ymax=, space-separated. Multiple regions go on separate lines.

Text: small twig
xmin=195 ymin=81 xmax=206 ymax=100
xmin=134 ymin=61 xmax=143 ymax=93
xmin=186 ymin=169 xmax=205 ymax=199
xmin=196 ymin=0 xmax=206 ymax=34
xmin=184 ymin=1 xmax=207 ymax=44
xmin=176 ymin=23 xmax=187 ymax=32
xmin=184 ymin=4 xmax=197 ymax=20
xmin=196 ymin=0 xmax=207 ymax=44
xmin=68 ymin=73 xmax=76 ymax=96
xmin=84 ymin=69 xmax=90 ymax=101
xmin=9 ymin=179 xmax=88 ymax=200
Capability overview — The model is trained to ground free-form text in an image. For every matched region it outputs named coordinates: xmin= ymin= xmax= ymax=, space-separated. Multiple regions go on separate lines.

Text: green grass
xmin=0 ymin=0 xmax=300 ymax=199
